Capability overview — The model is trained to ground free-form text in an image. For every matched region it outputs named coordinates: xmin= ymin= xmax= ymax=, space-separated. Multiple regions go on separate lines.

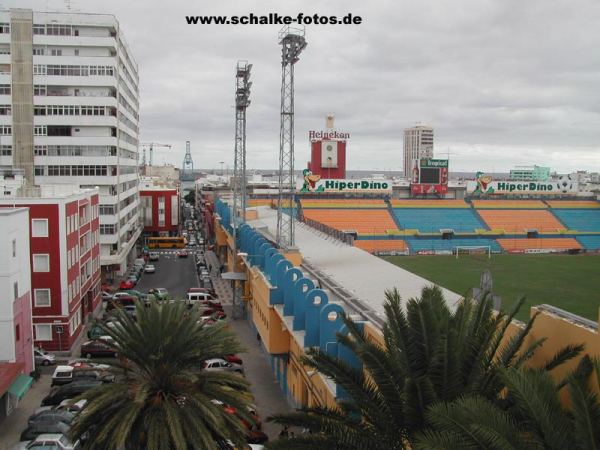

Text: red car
xmin=177 ymin=250 xmax=189 ymax=258
xmin=119 ymin=280 xmax=135 ymax=290
xmin=223 ymin=354 xmax=243 ymax=365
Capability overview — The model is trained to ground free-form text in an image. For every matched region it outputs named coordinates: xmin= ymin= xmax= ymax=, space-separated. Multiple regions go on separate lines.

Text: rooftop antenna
xmin=276 ymin=25 xmax=307 ymax=249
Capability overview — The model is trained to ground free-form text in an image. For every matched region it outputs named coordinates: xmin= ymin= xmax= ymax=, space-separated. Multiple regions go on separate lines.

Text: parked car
xmin=67 ymin=360 xmax=110 ymax=371
xmin=126 ymin=275 xmax=138 ymax=285
xmin=148 ymin=252 xmax=160 ymax=261
xmin=117 ymin=290 xmax=147 ymax=301
xmin=28 ymin=409 xmax=75 ymax=426
xmin=34 ymin=399 xmax=88 ymax=416
xmin=202 ymin=358 xmax=244 ymax=374
xmin=177 ymin=250 xmax=189 ymax=258
xmin=80 ymin=337 xmax=117 ymax=359
xmin=144 ymin=264 xmax=156 ymax=273
xmin=20 ymin=422 xmax=72 ymax=443
xmin=34 ymin=348 xmax=55 ymax=366
xmin=223 ymin=354 xmax=243 ymax=365
xmin=41 ymin=380 xmax=102 ymax=406
xmin=51 ymin=365 xmax=114 ymax=387
xmin=119 ymin=280 xmax=135 ymax=290
xmin=13 ymin=433 xmax=81 ymax=450
xmin=188 ymin=287 xmax=218 ymax=299
xmin=133 ymin=258 xmax=146 ymax=267
xmin=101 ymin=291 xmax=113 ymax=302
xmin=148 ymin=288 xmax=169 ymax=300
xmin=187 ymin=290 xmax=216 ymax=304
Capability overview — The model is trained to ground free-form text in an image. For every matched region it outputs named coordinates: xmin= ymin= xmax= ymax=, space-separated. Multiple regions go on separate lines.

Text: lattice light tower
xmin=276 ymin=26 xmax=307 ymax=248
xmin=182 ymin=140 xmax=194 ymax=178
xmin=231 ymin=61 xmax=251 ymax=320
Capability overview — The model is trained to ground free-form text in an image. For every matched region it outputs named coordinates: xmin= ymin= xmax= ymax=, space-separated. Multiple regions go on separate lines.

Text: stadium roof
xmin=248 ymin=207 xmax=463 ymax=324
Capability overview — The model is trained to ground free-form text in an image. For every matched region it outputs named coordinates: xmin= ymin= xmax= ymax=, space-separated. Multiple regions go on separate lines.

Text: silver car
xmin=202 ymin=358 xmax=244 ymax=374
xmin=34 ymin=348 xmax=56 ymax=366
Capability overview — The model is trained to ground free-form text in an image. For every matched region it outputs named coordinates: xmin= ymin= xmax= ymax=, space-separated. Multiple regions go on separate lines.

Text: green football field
xmin=382 ymin=254 xmax=600 ymax=322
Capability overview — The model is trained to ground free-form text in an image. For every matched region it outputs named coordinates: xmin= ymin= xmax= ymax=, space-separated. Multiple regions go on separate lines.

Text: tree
xmin=414 ymin=356 xmax=600 ymax=450
xmin=267 ymin=286 xmax=581 ymax=450
xmin=70 ymin=300 xmax=255 ymax=450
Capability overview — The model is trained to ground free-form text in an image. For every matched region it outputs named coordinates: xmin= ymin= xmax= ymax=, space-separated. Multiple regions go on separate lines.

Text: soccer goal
xmin=455 ymin=246 xmax=491 ymax=259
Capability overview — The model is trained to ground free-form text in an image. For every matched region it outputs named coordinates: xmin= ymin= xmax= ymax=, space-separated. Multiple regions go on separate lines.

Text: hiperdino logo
xmin=324 ymin=180 xmax=390 ymax=191
xmin=496 ymin=182 xmax=556 ymax=192
xmin=299 ymin=178 xmax=392 ymax=192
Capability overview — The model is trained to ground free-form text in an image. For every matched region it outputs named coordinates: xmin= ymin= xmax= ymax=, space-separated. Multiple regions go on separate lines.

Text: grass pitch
xmin=382 ymin=254 xmax=600 ymax=322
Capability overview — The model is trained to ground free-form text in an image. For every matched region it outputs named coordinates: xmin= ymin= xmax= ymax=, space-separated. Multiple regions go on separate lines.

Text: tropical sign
xmin=468 ymin=172 xmax=578 ymax=195
xmin=299 ymin=169 xmax=392 ymax=193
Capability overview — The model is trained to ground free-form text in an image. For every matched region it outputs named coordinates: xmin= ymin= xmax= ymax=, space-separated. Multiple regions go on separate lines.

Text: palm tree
xmin=414 ymin=356 xmax=600 ymax=450
xmin=70 ymin=300 xmax=255 ymax=450
xmin=267 ymin=286 xmax=582 ymax=450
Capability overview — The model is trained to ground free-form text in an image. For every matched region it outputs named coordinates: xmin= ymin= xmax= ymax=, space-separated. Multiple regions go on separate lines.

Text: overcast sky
xmin=6 ymin=0 xmax=600 ymax=173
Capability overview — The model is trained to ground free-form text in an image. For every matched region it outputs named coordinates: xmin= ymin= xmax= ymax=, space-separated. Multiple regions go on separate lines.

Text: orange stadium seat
xmin=472 ymin=200 xmax=547 ymax=209
xmin=354 ymin=240 xmax=408 ymax=253
xmin=547 ymin=200 xmax=600 ymax=209
xmin=478 ymin=210 xmax=565 ymax=233
xmin=247 ymin=199 xmax=274 ymax=207
xmin=302 ymin=209 xmax=398 ymax=235
xmin=301 ymin=199 xmax=386 ymax=209
xmin=497 ymin=238 xmax=582 ymax=251
xmin=389 ymin=199 xmax=469 ymax=208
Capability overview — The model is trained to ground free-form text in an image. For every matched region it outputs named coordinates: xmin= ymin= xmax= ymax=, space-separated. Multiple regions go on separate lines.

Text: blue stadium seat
xmin=576 ymin=235 xmax=600 ymax=250
xmin=551 ymin=210 xmax=600 ymax=232
xmin=393 ymin=208 xmax=486 ymax=232
xmin=406 ymin=238 xmax=501 ymax=252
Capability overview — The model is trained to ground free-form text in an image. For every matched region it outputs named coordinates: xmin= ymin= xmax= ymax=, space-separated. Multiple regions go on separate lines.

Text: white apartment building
xmin=0 ymin=9 xmax=140 ymax=277
xmin=403 ymin=125 xmax=434 ymax=179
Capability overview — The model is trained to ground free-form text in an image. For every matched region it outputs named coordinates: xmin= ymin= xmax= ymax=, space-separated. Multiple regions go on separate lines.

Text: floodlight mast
xmin=232 ymin=60 xmax=251 ymax=319
xmin=276 ymin=26 xmax=307 ymax=249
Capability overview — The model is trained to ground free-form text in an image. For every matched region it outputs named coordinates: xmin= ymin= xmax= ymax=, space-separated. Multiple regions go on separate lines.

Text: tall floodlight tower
xmin=231 ymin=61 xmax=251 ymax=320
xmin=276 ymin=26 xmax=307 ymax=248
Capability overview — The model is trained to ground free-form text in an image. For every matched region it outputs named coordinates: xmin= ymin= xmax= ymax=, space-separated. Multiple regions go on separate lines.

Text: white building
xmin=403 ymin=125 xmax=434 ymax=179
xmin=0 ymin=8 xmax=140 ymax=277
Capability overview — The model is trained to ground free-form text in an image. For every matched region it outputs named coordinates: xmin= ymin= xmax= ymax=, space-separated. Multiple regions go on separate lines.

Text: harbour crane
xmin=140 ymin=142 xmax=172 ymax=166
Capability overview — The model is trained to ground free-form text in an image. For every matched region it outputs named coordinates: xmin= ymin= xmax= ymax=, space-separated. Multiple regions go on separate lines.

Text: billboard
xmin=468 ymin=172 xmax=578 ymax=195
xmin=411 ymin=158 xmax=449 ymax=195
xmin=299 ymin=169 xmax=392 ymax=193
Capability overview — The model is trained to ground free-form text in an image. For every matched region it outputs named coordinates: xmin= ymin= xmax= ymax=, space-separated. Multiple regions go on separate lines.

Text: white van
xmin=187 ymin=291 xmax=214 ymax=304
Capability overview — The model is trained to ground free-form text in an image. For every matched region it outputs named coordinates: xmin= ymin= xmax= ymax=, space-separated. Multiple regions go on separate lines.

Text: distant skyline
xmin=6 ymin=0 xmax=600 ymax=173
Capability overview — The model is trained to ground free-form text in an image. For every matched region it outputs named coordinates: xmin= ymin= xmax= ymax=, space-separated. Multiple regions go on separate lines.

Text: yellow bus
xmin=147 ymin=237 xmax=186 ymax=249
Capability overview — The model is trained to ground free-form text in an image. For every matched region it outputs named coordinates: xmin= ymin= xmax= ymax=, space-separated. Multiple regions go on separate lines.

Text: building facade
xmin=139 ymin=178 xmax=180 ymax=236
xmin=0 ymin=186 xmax=101 ymax=352
xmin=509 ymin=165 xmax=551 ymax=182
xmin=0 ymin=207 xmax=34 ymax=372
xmin=403 ymin=125 xmax=434 ymax=179
xmin=0 ymin=8 xmax=140 ymax=278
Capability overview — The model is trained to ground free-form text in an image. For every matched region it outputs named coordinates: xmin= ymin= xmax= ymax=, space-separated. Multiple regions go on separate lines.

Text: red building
xmin=140 ymin=184 xmax=180 ymax=236
xmin=0 ymin=187 xmax=101 ymax=352
xmin=308 ymin=138 xmax=347 ymax=179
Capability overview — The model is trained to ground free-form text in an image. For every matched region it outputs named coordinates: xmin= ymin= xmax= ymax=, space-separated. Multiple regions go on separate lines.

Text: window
xmin=33 ymin=25 xmax=45 ymax=35
xmin=0 ymin=125 xmax=11 ymax=135
xmin=35 ymin=324 xmax=52 ymax=341
xmin=15 ymin=324 xmax=20 ymax=341
xmin=0 ymin=84 xmax=10 ymax=95
xmin=33 ymin=254 xmax=50 ymax=272
xmin=0 ymin=23 xmax=9 ymax=34
xmin=34 ymin=85 xmax=47 ymax=96
xmin=50 ymin=49 xmax=62 ymax=56
xmin=12 ymin=239 xmax=16 ymax=257
xmin=1 ymin=145 xmax=12 ymax=155
xmin=33 ymin=47 xmax=45 ymax=56
xmin=13 ymin=281 xmax=18 ymax=300
xmin=34 ymin=289 xmax=51 ymax=307
xmin=32 ymin=219 xmax=49 ymax=237
xmin=74 ymin=49 xmax=79 ymax=56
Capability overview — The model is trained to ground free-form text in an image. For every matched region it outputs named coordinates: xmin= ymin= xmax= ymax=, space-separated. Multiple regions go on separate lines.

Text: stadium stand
xmin=551 ymin=209 xmax=600 ymax=232
xmin=247 ymin=198 xmax=273 ymax=207
xmin=496 ymin=238 xmax=582 ymax=251
xmin=301 ymin=199 xmax=386 ymax=208
xmin=472 ymin=200 xmax=547 ymax=209
xmin=389 ymin=199 xmax=469 ymax=208
xmin=547 ymin=200 xmax=600 ymax=209
xmin=302 ymin=209 xmax=398 ymax=235
xmin=478 ymin=210 xmax=565 ymax=233
xmin=392 ymin=208 xmax=486 ymax=233
xmin=576 ymin=235 xmax=600 ymax=250
xmin=354 ymin=239 xmax=408 ymax=253
xmin=406 ymin=238 xmax=501 ymax=253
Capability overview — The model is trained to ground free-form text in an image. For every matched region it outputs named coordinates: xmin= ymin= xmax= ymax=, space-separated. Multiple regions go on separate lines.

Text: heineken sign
xmin=469 ymin=172 xmax=577 ymax=195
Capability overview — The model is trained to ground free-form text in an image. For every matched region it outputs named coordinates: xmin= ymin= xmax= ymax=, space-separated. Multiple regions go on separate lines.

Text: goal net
xmin=455 ymin=246 xmax=491 ymax=259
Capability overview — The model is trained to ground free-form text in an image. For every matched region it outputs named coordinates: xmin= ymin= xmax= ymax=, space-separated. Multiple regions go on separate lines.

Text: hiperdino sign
xmin=468 ymin=173 xmax=577 ymax=195
xmin=299 ymin=177 xmax=392 ymax=193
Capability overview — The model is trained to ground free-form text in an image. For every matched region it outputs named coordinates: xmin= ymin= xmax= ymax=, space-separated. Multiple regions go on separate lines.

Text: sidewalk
xmin=208 ymin=258 xmax=293 ymax=440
